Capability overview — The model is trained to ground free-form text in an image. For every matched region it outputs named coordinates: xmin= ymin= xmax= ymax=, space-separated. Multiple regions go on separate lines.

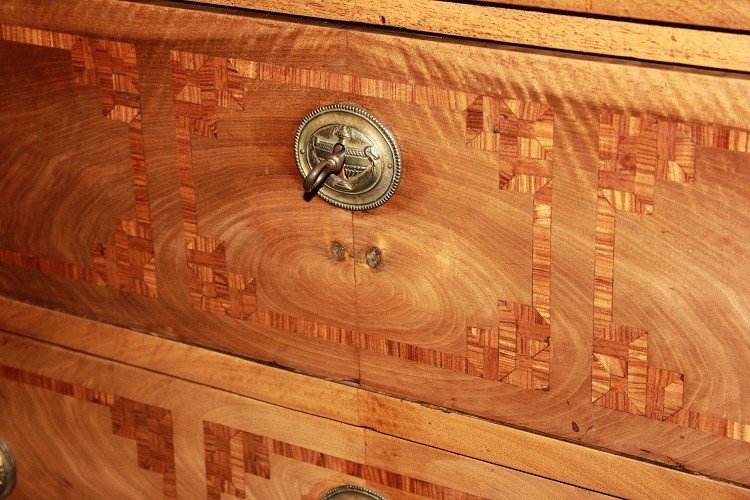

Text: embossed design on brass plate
xmin=295 ymin=103 xmax=401 ymax=211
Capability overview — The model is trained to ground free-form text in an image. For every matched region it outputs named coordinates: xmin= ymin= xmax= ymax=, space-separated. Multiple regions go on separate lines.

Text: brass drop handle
xmin=303 ymin=143 xmax=346 ymax=194
xmin=295 ymin=104 xmax=401 ymax=210
xmin=0 ymin=439 xmax=16 ymax=499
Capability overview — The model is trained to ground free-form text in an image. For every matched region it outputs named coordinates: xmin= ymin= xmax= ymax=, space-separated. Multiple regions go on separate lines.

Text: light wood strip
xmin=472 ymin=0 xmax=750 ymax=31
xmin=0 ymin=297 xmax=746 ymax=498
xmin=0 ymin=296 xmax=359 ymax=425
xmin=192 ymin=0 xmax=750 ymax=72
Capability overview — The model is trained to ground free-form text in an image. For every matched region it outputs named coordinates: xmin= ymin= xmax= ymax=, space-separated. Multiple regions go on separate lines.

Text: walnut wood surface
xmin=0 ymin=0 xmax=749 ymax=489
xmin=0 ymin=332 xmax=614 ymax=499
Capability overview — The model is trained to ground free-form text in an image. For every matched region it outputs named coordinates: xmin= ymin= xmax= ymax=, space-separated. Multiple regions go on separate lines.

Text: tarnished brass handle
xmin=303 ymin=143 xmax=346 ymax=194
xmin=0 ymin=439 xmax=16 ymax=499
xmin=295 ymin=103 xmax=401 ymax=211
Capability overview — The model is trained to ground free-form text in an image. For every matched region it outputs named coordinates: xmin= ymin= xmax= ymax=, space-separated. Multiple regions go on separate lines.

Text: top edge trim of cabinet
xmin=172 ymin=0 xmax=750 ymax=73
xmin=460 ymin=0 xmax=750 ymax=32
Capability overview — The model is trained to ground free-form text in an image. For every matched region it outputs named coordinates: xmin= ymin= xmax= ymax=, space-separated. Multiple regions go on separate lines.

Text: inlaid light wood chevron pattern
xmin=0 ymin=364 xmax=177 ymax=496
xmin=468 ymin=302 xmax=551 ymax=390
xmin=171 ymin=51 xmax=552 ymax=390
xmin=0 ymin=25 xmax=156 ymax=296
xmin=592 ymin=111 xmax=750 ymax=443
xmin=203 ymin=420 xmax=485 ymax=499
xmin=172 ymin=52 xmax=257 ymax=318
xmin=465 ymin=95 xmax=553 ymax=390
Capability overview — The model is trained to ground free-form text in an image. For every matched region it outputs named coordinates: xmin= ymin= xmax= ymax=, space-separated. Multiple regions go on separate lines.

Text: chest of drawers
xmin=0 ymin=1 xmax=749 ymax=497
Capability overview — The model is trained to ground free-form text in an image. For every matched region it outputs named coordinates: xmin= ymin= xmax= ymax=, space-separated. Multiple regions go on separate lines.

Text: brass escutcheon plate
xmin=0 ymin=439 xmax=16 ymax=499
xmin=295 ymin=103 xmax=401 ymax=211
xmin=320 ymin=484 xmax=386 ymax=500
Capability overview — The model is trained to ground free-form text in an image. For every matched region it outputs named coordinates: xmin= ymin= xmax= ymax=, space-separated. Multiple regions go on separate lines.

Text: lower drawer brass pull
xmin=0 ymin=439 xmax=16 ymax=499
xmin=321 ymin=484 xmax=386 ymax=500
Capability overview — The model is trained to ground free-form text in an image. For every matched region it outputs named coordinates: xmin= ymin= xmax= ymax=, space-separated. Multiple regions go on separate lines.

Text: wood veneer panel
xmin=0 ymin=35 xmax=156 ymax=296
xmin=0 ymin=381 xmax=168 ymax=499
xmin=0 ymin=42 xmax=133 ymax=268
xmin=0 ymin=0 xmax=749 ymax=487
xmin=0 ymin=332 xmax=613 ymax=499
xmin=0 ymin=298 xmax=746 ymax=498
xmin=0 ymin=18 xmax=360 ymax=383
xmin=0 ymin=355 xmax=177 ymax=497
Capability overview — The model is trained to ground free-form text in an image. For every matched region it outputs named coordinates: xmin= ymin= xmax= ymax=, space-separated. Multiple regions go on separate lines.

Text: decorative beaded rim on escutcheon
xmin=320 ymin=484 xmax=387 ymax=500
xmin=294 ymin=103 xmax=402 ymax=211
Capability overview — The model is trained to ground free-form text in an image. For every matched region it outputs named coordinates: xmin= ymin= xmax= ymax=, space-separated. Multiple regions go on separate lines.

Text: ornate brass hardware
xmin=303 ymin=143 xmax=347 ymax=193
xmin=0 ymin=439 xmax=16 ymax=499
xmin=295 ymin=103 xmax=401 ymax=211
xmin=321 ymin=484 xmax=386 ymax=500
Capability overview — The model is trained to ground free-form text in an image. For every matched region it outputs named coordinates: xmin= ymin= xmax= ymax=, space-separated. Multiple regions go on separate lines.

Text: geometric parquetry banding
xmin=593 ymin=111 xmax=750 ymax=443
xmin=0 ymin=364 xmax=177 ymax=497
xmin=171 ymin=51 xmax=552 ymax=391
xmin=171 ymin=51 xmax=257 ymax=319
xmin=465 ymin=95 xmax=554 ymax=390
xmin=203 ymin=420 xmax=486 ymax=500
xmin=0 ymin=26 xmax=157 ymax=296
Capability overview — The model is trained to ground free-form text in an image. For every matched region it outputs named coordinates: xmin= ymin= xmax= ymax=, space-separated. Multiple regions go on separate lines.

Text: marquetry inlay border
xmin=592 ymin=111 xmax=750 ymax=443
xmin=203 ymin=420 xmax=485 ymax=499
xmin=464 ymin=95 xmax=553 ymax=390
xmin=170 ymin=51 xmax=553 ymax=391
xmin=0 ymin=26 xmax=157 ymax=297
xmin=0 ymin=364 xmax=177 ymax=497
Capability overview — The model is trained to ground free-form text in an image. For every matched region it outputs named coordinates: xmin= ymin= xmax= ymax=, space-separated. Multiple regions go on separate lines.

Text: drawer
xmin=3 ymin=298 xmax=745 ymax=498
xmin=0 ymin=331 xmax=610 ymax=499
xmin=1 ymin=0 xmax=749 ymax=490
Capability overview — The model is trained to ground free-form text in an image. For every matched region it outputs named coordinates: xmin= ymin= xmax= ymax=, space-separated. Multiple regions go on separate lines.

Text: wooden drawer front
xmin=1 ymin=0 xmax=749 ymax=487
xmin=0 ymin=332 xmax=607 ymax=499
